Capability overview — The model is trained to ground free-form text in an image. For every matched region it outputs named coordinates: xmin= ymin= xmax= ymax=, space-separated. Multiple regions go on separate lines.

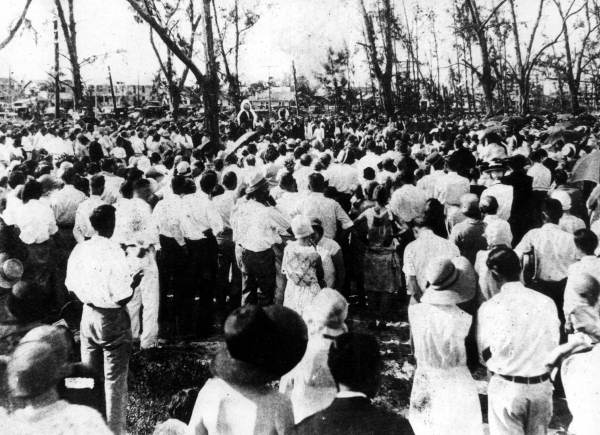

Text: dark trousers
xmin=182 ymin=237 xmax=218 ymax=336
xmin=216 ymin=230 xmax=242 ymax=314
xmin=157 ymin=235 xmax=187 ymax=338
xmin=236 ymin=246 xmax=276 ymax=306
xmin=532 ymin=278 xmax=567 ymax=343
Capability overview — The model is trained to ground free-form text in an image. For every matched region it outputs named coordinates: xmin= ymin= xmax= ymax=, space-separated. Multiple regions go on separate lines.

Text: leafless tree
xmin=0 ymin=0 xmax=34 ymax=51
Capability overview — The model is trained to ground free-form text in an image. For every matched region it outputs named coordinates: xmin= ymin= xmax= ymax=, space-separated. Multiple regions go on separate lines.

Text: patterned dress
xmin=282 ymin=242 xmax=322 ymax=316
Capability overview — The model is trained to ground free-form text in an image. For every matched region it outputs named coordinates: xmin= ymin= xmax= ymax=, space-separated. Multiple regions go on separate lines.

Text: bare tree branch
xmin=0 ymin=0 xmax=34 ymax=50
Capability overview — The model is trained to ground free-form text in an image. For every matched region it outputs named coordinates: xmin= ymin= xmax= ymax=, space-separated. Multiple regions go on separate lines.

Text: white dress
xmin=408 ymin=303 xmax=483 ymax=435
xmin=281 ymin=242 xmax=322 ymax=317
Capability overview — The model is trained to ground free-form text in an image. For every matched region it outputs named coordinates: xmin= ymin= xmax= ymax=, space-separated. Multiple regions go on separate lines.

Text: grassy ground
xmin=126 ymin=303 xmax=572 ymax=434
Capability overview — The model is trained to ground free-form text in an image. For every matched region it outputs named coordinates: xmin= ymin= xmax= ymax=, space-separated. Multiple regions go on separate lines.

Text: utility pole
xmin=8 ymin=66 xmax=12 ymax=108
xmin=291 ymin=61 xmax=300 ymax=116
xmin=108 ymin=66 xmax=117 ymax=113
xmin=268 ymin=75 xmax=272 ymax=119
xmin=54 ymin=19 xmax=60 ymax=118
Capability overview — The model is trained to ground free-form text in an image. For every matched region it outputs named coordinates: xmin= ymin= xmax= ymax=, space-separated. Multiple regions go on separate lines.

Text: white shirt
xmin=9 ymin=400 xmax=111 ymax=435
xmin=559 ymin=214 xmax=586 ymax=234
xmin=293 ymin=192 xmax=353 ymax=239
xmin=403 ymin=229 xmax=460 ymax=294
xmin=66 ymin=235 xmax=133 ymax=308
xmin=483 ymin=215 xmax=513 ymax=246
xmin=327 ymin=164 xmax=359 ymax=194
xmin=231 ymin=199 xmax=290 ymax=252
xmin=50 ymin=185 xmax=87 ymax=226
xmin=293 ymin=165 xmax=314 ymax=193
xmin=389 ymin=184 xmax=426 ymax=223
xmin=528 ymin=163 xmax=552 ymax=191
xmin=515 ymin=223 xmax=579 ymax=281
xmin=481 ymin=183 xmax=514 ymax=221
xmin=477 ymin=282 xmax=560 ymax=376
xmin=73 ymin=195 xmax=105 ymax=243
xmin=276 ymin=191 xmax=302 ymax=220
xmin=112 ymin=197 xmax=158 ymax=247
xmin=316 ymin=236 xmax=341 ymax=288
xmin=152 ymin=194 xmax=185 ymax=245
xmin=179 ymin=192 xmax=224 ymax=240
xmin=433 ymin=171 xmax=470 ymax=207
xmin=416 ymin=169 xmax=445 ymax=199
xmin=213 ymin=190 xmax=238 ymax=230
xmin=14 ymin=199 xmax=58 ymax=244
xmin=99 ymin=172 xmax=124 ymax=205
xmin=564 ymin=255 xmax=600 ymax=317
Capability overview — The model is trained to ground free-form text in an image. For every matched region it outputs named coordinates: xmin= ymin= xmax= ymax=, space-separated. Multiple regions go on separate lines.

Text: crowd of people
xmin=0 ymin=104 xmax=600 ymax=434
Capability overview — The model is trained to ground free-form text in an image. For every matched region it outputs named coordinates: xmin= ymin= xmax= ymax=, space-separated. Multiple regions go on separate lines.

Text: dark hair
xmin=486 ymin=246 xmax=521 ymax=281
xmin=308 ymin=172 xmax=326 ymax=192
xmin=21 ymin=180 xmax=42 ymax=202
xmin=363 ymin=167 xmax=375 ymax=181
xmin=167 ymin=388 xmax=199 ymax=423
xmin=574 ymin=229 xmax=598 ymax=255
xmin=542 ymin=198 xmax=563 ymax=223
xmin=554 ymin=169 xmax=568 ymax=186
xmin=222 ymin=171 xmax=237 ymax=191
xmin=120 ymin=181 xmax=134 ymax=199
xmin=199 ymin=170 xmax=218 ymax=194
xmin=328 ymin=332 xmax=381 ymax=397
xmin=374 ymin=185 xmax=389 ymax=206
xmin=171 ymin=175 xmax=187 ymax=195
xmin=480 ymin=195 xmax=499 ymax=215
xmin=89 ymin=204 xmax=116 ymax=234
xmin=300 ymin=153 xmax=312 ymax=167
xmin=90 ymin=175 xmax=105 ymax=196
xmin=8 ymin=171 xmax=26 ymax=189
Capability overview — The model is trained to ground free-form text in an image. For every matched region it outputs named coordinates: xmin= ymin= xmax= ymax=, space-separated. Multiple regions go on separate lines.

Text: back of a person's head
xmin=21 ymin=179 xmax=42 ymax=202
xmin=574 ymin=229 xmax=598 ymax=255
xmin=8 ymin=281 xmax=49 ymax=324
xmin=363 ymin=167 xmax=375 ymax=181
xmin=199 ymin=170 xmax=218 ymax=194
xmin=90 ymin=204 xmax=116 ymax=234
xmin=308 ymin=172 xmax=326 ymax=192
xmin=8 ymin=170 xmax=26 ymax=189
xmin=542 ymin=197 xmax=563 ymax=223
xmin=479 ymin=195 xmax=499 ymax=215
xmin=120 ymin=180 xmax=134 ymax=199
xmin=328 ymin=332 xmax=381 ymax=397
xmin=554 ymin=169 xmax=568 ymax=185
xmin=300 ymin=153 xmax=312 ymax=167
xmin=373 ymin=184 xmax=389 ymax=207
xmin=222 ymin=171 xmax=237 ymax=191
xmin=90 ymin=174 xmax=105 ymax=196
xmin=486 ymin=246 xmax=521 ymax=282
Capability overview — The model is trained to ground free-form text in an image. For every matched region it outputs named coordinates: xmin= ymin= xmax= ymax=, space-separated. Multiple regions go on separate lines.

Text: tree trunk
xmin=203 ymin=0 xmax=220 ymax=150
xmin=380 ymin=75 xmax=394 ymax=116
xmin=569 ymin=82 xmax=580 ymax=114
xmin=55 ymin=0 xmax=83 ymax=111
xmin=228 ymin=75 xmax=242 ymax=111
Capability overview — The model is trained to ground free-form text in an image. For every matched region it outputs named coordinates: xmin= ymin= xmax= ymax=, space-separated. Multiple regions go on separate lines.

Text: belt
xmin=493 ymin=372 xmax=550 ymax=384
xmin=85 ymin=303 xmax=123 ymax=312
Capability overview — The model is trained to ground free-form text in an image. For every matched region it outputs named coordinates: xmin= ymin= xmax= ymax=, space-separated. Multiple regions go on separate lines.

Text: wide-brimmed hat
xmin=211 ymin=305 xmax=308 ymax=385
xmin=0 ymin=253 xmax=23 ymax=289
xmin=246 ymin=172 xmax=267 ymax=194
xmin=422 ymin=256 xmax=476 ymax=305
xmin=291 ymin=215 xmax=314 ymax=239
xmin=482 ymin=158 xmax=507 ymax=173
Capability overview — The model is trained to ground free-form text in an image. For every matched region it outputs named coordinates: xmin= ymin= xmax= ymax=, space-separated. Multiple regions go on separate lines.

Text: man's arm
xmin=331 ymin=248 xmax=345 ymax=291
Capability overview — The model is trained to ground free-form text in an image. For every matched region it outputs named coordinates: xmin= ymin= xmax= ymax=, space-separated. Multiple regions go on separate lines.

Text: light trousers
xmin=127 ymin=252 xmax=160 ymax=348
xmin=487 ymin=375 xmax=553 ymax=435
xmin=80 ymin=304 xmax=132 ymax=435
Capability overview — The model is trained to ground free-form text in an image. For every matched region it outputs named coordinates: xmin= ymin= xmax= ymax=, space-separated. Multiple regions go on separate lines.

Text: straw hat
xmin=421 ymin=256 xmax=476 ymax=305
xmin=0 ymin=253 xmax=23 ymax=289
xmin=245 ymin=172 xmax=267 ymax=194
xmin=291 ymin=215 xmax=314 ymax=239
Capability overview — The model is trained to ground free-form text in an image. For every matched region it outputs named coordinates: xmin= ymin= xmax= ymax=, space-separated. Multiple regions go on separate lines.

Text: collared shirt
xmin=433 ymin=171 xmax=470 ymax=207
xmin=293 ymin=165 xmax=314 ymax=193
xmin=212 ymin=189 xmax=238 ymax=230
xmin=403 ymin=229 xmax=460 ymax=293
xmin=231 ymin=198 xmax=290 ymax=252
xmin=73 ymin=195 xmax=105 ymax=243
xmin=14 ymin=199 xmax=58 ymax=244
xmin=293 ymin=192 xmax=353 ymax=239
xmin=112 ymin=197 xmax=158 ymax=247
xmin=481 ymin=183 xmax=514 ymax=221
xmin=515 ymin=223 xmax=579 ymax=281
xmin=152 ymin=194 xmax=185 ymax=246
xmin=527 ymin=163 xmax=552 ymax=191
xmin=477 ymin=281 xmax=560 ymax=376
xmin=416 ymin=169 xmax=445 ymax=199
xmin=275 ymin=191 xmax=302 ymax=220
xmin=559 ymin=214 xmax=586 ymax=234
xmin=65 ymin=235 xmax=132 ymax=308
xmin=564 ymin=256 xmax=600 ymax=317
xmin=389 ymin=184 xmax=426 ymax=224
xmin=50 ymin=185 xmax=87 ymax=226
xmin=179 ymin=191 xmax=224 ymax=241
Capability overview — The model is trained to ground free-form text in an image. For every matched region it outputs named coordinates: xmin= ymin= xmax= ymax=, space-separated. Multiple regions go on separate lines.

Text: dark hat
xmin=211 ymin=305 xmax=308 ymax=385
xmin=505 ymin=154 xmax=529 ymax=170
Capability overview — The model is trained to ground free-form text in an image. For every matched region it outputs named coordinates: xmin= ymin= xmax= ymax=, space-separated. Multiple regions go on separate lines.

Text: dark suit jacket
xmin=294 ymin=397 xmax=414 ymax=435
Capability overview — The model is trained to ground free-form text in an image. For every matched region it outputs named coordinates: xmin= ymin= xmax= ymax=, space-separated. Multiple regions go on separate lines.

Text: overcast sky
xmin=0 ymin=0 xmax=561 ymax=86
